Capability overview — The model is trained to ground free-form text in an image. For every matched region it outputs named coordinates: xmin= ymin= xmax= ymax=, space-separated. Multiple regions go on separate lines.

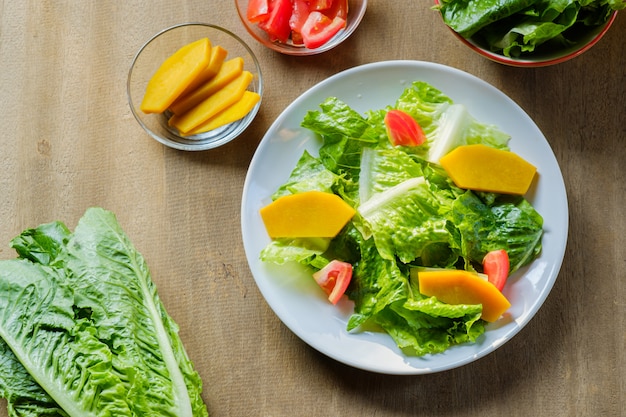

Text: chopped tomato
xmin=384 ymin=109 xmax=427 ymax=147
xmin=483 ymin=249 xmax=510 ymax=291
xmin=247 ymin=0 xmax=270 ymax=23
xmin=289 ymin=0 xmax=310 ymax=33
xmin=308 ymin=0 xmax=333 ymax=11
xmin=291 ymin=30 xmax=304 ymax=46
xmin=325 ymin=0 xmax=349 ymax=19
xmin=312 ymin=260 xmax=353 ymax=305
xmin=259 ymin=0 xmax=292 ymax=43
xmin=248 ymin=0 xmax=349 ymax=49
xmin=300 ymin=11 xmax=346 ymax=49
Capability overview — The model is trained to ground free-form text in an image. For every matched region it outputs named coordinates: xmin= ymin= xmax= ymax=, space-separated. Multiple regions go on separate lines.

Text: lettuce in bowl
xmin=435 ymin=0 xmax=624 ymax=58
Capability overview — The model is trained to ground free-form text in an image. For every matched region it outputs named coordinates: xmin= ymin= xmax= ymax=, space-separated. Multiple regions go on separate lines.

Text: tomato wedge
xmin=326 ymin=0 xmax=349 ymax=19
xmin=308 ymin=0 xmax=333 ymax=11
xmin=384 ymin=109 xmax=427 ymax=147
xmin=483 ymin=249 xmax=510 ymax=291
xmin=312 ymin=260 xmax=353 ymax=305
xmin=300 ymin=11 xmax=346 ymax=49
xmin=247 ymin=0 xmax=270 ymax=23
xmin=248 ymin=0 xmax=349 ymax=49
xmin=289 ymin=0 xmax=310 ymax=45
xmin=258 ymin=0 xmax=292 ymax=43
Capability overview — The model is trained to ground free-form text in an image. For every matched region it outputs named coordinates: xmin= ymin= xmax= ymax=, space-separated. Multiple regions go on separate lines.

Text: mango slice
xmin=260 ymin=191 xmax=356 ymax=238
xmin=439 ymin=144 xmax=537 ymax=195
xmin=168 ymin=70 xmax=253 ymax=134
xmin=178 ymin=45 xmax=229 ymax=99
xmin=417 ymin=269 xmax=511 ymax=322
xmin=169 ymin=57 xmax=244 ymax=116
xmin=186 ymin=91 xmax=261 ymax=135
xmin=140 ymin=37 xmax=211 ymax=114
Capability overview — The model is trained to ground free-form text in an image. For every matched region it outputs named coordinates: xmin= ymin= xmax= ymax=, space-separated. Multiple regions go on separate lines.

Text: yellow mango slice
xmin=169 ymin=57 xmax=244 ymax=116
xmin=260 ymin=191 xmax=356 ymax=238
xmin=439 ymin=144 xmax=537 ymax=195
xmin=140 ymin=37 xmax=211 ymax=114
xmin=417 ymin=270 xmax=511 ymax=322
xmin=185 ymin=91 xmax=261 ymax=135
xmin=168 ymin=70 xmax=253 ymax=134
xmin=178 ymin=45 xmax=229 ymax=101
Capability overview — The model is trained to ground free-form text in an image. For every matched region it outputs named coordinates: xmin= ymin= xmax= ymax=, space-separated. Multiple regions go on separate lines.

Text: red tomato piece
xmin=325 ymin=0 xmax=348 ymax=19
xmin=291 ymin=30 xmax=304 ymax=46
xmin=312 ymin=260 xmax=353 ymax=305
xmin=259 ymin=0 xmax=293 ymax=43
xmin=308 ymin=0 xmax=333 ymax=11
xmin=289 ymin=0 xmax=310 ymax=33
xmin=483 ymin=249 xmax=510 ymax=291
xmin=300 ymin=11 xmax=346 ymax=49
xmin=384 ymin=109 xmax=427 ymax=147
xmin=247 ymin=0 xmax=270 ymax=23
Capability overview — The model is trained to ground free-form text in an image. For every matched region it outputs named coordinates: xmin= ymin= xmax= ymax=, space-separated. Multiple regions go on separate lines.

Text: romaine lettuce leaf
xmin=437 ymin=0 xmax=538 ymax=38
xmin=0 ymin=312 xmax=69 ymax=417
xmin=447 ymin=191 xmax=544 ymax=272
xmin=347 ymin=239 xmax=484 ymax=356
xmin=359 ymin=147 xmax=425 ymax=204
xmin=260 ymin=237 xmax=331 ymax=269
xmin=0 ymin=208 xmax=208 ymax=417
xmin=301 ymin=97 xmax=378 ymax=180
xmin=358 ymin=177 xmax=453 ymax=264
xmin=0 ymin=259 xmax=132 ymax=417
xmin=271 ymin=150 xmax=342 ymax=200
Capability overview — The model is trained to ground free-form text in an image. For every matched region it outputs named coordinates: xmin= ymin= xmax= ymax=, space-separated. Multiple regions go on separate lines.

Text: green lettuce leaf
xmin=347 ymin=239 xmax=484 ymax=356
xmin=357 ymin=177 xmax=453 ymax=265
xmin=0 ymin=208 xmax=208 ymax=417
xmin=359 ymin=147 xmax=425 ymax=204
xmin=0 ymin=321 xmax=68 ymax=417
xmin=301 ymin=97 xmax=378 ymax=179
xmin=447 ymin=191 xmax=544 ymax=272
xmin=436 ymin=0 xmax=624 ymax=57
xmin=437 ymin=0 xmax=538 ymax=38
xmin=271 ymin=150 xmax=343 ymax=199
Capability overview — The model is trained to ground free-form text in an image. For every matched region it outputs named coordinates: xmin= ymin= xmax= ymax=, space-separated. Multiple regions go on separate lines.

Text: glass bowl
xmin=234 ymin=0 xmax=367 ymax=56
xmin=127 ymin=23 xmax=263 ymax=151
xmin=434 ymin=0 xmax=619 ymax=68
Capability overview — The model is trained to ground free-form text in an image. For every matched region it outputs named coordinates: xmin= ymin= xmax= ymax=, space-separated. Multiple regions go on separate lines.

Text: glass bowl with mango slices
xmin=127 ymin=23 xmax=263 ymax=151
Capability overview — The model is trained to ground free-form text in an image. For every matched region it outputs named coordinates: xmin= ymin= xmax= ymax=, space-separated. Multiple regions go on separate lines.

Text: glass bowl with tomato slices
xmin=433 ymin=0 xmax=621 ymax=67
xmin=235 ymin=0 xmax=367 ymax=55
xmin=127 ymin=23 xmax=263 ymax=151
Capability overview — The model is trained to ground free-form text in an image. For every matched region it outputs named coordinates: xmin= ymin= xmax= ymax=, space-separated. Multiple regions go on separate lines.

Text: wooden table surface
xmin=0 ymin=1 xmax=624 ymax=416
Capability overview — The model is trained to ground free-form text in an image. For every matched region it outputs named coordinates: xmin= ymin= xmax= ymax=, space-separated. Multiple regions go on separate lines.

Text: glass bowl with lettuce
xmin=433 ymin=0 xmax=623 ymax=67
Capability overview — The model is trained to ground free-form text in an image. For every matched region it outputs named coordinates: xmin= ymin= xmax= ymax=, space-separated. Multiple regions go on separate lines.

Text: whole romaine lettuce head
xmin=436 ymin=0 xmax=624 ymax=57
xmin=0 ymin=208 xmax=208 ymax=417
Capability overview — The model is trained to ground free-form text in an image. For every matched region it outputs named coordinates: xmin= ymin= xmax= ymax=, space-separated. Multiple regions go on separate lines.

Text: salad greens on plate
xmin=259 ymin=81 xmax=544 ymax=356
xmin=435 ymin=0 xmax=624 ymax=57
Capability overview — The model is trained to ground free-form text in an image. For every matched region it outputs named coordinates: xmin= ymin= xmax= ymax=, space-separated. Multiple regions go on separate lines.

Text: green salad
xmin=260 ymin=81 xmax=544 ymax=356
xmin=435 ymin=0 xmax=624 ymax=58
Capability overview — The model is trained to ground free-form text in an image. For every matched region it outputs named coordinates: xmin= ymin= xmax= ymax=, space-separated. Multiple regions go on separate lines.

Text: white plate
xmin=241 ymin=61 xmax=568 ymax=375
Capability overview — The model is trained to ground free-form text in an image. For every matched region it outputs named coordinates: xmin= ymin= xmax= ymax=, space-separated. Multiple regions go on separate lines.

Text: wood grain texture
xmin=0 ymin=1 xmax=624 ymax=416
